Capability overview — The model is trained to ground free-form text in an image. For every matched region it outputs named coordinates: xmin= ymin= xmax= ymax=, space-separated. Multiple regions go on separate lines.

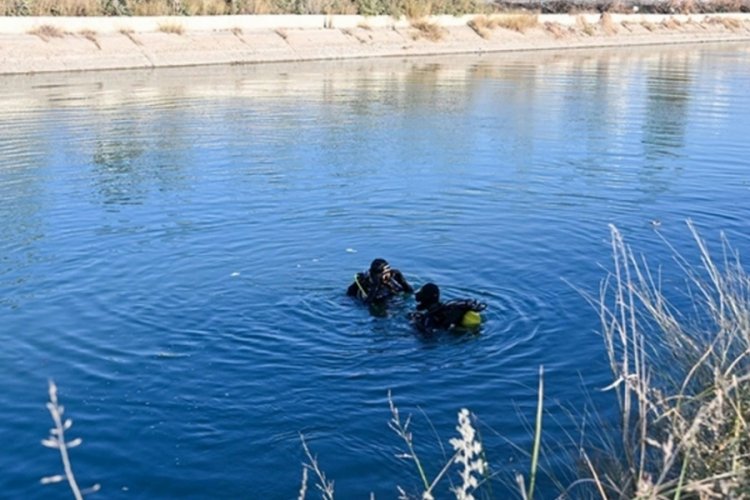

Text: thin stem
xmin=46 ymin=380 xmax=83 ymax=500
xmin=527 ymin=365 xmax=544 ymax=500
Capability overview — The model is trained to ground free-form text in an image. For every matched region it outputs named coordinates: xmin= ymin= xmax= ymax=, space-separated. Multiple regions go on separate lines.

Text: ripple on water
xmin=1 ymin=45 xmax=750 ymax=498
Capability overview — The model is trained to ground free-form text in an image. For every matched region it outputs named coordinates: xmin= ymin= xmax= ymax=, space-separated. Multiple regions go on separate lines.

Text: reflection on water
xmin=644 ymin=52 xmax=692 ymax=157
xmin=1 ymin=44 xmax=749 ymax=498
xmin=93 ymin=138 xmax=147 ymax=207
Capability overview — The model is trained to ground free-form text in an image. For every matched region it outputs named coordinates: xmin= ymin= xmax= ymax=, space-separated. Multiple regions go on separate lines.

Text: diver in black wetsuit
xmin=410 ymin=282 xmax=486 ymax=333
xmin=347 ymin=258 xmax=413 ymax=305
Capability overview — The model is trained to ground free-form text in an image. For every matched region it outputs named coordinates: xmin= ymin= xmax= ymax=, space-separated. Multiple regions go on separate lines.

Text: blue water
xmin=2 ymin=44 xmax=750 ymax=498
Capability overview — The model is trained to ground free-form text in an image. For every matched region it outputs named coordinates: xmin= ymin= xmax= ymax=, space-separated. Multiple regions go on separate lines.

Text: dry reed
xmin=41 ymin=380 xmax=100 ymax=499
xmin=586 ymin=222 xmax=750 ymax=498
xmin=299 ymin=435 xmax=335 ymax=500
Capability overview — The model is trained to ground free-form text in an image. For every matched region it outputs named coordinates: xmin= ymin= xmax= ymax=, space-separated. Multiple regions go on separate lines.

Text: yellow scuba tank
xmin=461 ymin=310 xmax=482 ymax=328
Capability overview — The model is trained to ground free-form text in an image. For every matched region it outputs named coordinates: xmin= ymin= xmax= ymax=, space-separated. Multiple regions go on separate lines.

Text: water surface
xmin=1 ymin=44 xmax=750 ymax=498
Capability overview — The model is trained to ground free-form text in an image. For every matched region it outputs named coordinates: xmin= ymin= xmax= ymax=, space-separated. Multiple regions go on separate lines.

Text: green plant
xmin=101 ymin=0 xmax=130 ymax=15
xmin=355 ymin=0 xmax=388 ymax=16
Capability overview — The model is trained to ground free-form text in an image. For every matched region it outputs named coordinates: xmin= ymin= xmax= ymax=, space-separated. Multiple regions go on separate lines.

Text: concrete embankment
xmin=0 ymin=13 xmax=749 ymax=74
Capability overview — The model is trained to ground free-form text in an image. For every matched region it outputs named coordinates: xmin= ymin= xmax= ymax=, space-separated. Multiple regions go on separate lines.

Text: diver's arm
xmin=410 ymin=312 xmax=433 ymax=334
xmin=393 ymin=271 xmax=413 ymax=293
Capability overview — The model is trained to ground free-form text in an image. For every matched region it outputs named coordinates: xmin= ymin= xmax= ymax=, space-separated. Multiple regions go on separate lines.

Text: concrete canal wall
xmin=0 ymin=13 xmax=749 ymax=74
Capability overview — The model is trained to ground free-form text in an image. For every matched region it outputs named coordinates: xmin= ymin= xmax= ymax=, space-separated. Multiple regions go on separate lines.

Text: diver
xmin=347 ymin=258 xmax=413 ymax=305
xmin=410 ymin=282 xmax=486 ymax=333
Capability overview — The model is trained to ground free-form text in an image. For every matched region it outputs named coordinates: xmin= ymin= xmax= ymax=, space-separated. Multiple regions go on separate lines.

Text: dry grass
xmin=119 ymin=28 xmax=143 ymax=46
xmin=669 ymin=0 xmax=697 ymax=13
xmin=576 ymin=15 xmax=597 ymax=36
xmin=28 ymin=24 xmax=66 ymax=41
xmin=661 ymin=17 xmax=684 ymax=30
xmin=275 ymin=28 xmax=288 ymax=40
xmin=469 ymin=14 xmax=540 ymax=39
xmin=237 ymin=0 xmax=276 ymax=14
xmin=158 ymin=22 xmax=185 ymax=35
xmin=78 ymin=29 xmax=101 ymax=49
xmin=296 ymin=391 xmax=488 ymax=499
xmin=707 ymin=16 xmax=744 ymax=30
xmin=2 ymin=0 xmax=750 ymax=15
xmin=641 ymin=20 xmax=658 ymax=31
xmin=543 ymin=21 xmax=573 ymax=38
xmin=410 ymin=19 xmax=446 ymax=42
xmin=599 ymin=12 xmax=619 ymax=34
xmin=494 ymin=13 xmax=540 ymax=33
xmin=467 ymin=15 xmax=496 ymax=39
xmin=23 ymin=0 xmax=102 ymax=16
xmin=41 ymin=381 xmax=100 ymax=499
xmin=401 ymin=0 xmax=433 ymax=18
xmin=584 ymin=223 xmax=750 ymax=498
xmin=181 ymin=0 xmax=229 ymax=15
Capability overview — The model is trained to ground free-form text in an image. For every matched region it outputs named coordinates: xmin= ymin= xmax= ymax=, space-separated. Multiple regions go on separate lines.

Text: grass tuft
xmin=710 ymin=16 xmax=744 ymax=30
xmin=599 ymin=12 xmax=619 ymax=35
xmin=661 ymin=17 xmax=683 ymax=29
xmin=543 ymin=21 xmax=571 ymax=38
xmin=119 ymin=28 xmax=143 ymax=46
xmin=410 ymin=19 xmax=446 ymax=42
xmin=576 ymin=15 xmax=597 ymax=36
xmin=158 ymin=22 xmax=185 ymax=35
xmin=469 ymin=13 xmax=539 ymax=36
xmin=78 ymin=29 xmax=101 ymax=49
xmin=28 ymin=24 xmax=66 ymax=41
xmin=495 ymin=13 xmax=539 ymax=33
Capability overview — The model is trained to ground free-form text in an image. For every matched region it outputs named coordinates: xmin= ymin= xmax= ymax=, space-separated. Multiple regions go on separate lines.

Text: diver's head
xmin=369 ymin=258 xmax=391 ymax=281
xmin=416 ymin=283 xmax=440 ymax=310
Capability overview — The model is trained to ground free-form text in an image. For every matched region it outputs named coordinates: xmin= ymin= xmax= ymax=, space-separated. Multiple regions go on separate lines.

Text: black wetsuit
xmin=346 ymin=270 xmax=412 ymax=305
xmin=411 ymin=299 xmax=486 ymax=333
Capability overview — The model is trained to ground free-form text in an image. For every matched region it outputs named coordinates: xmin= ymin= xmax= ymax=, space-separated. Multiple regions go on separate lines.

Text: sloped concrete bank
xmin=0 ymin=13 xmax=749 ymax=75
